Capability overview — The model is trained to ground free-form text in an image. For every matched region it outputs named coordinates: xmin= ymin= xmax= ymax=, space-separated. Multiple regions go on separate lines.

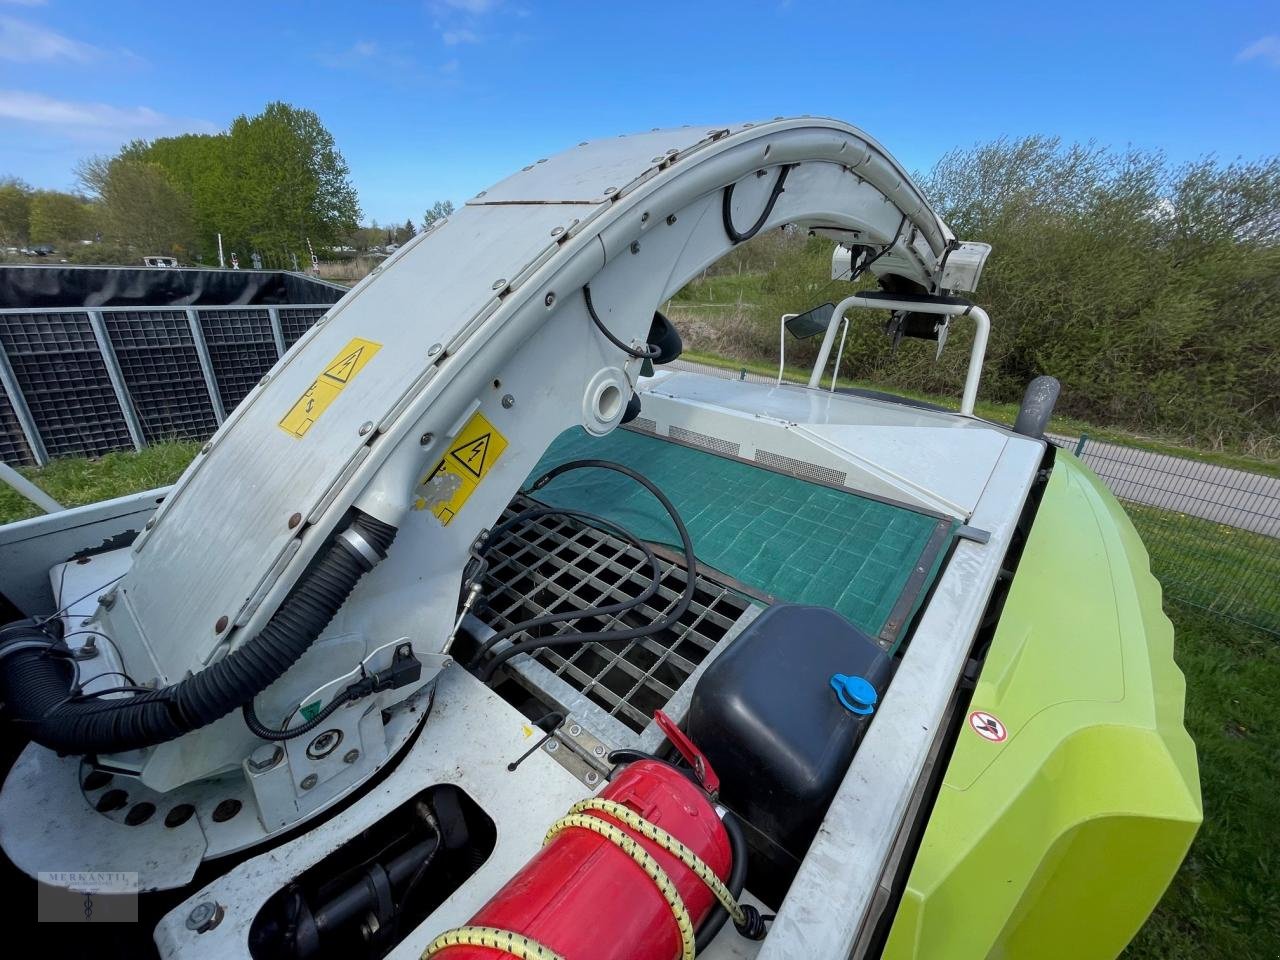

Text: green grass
xmin=0 ymin=441 xmax=200 ymax=524
xmin=1 ymin=445 xmax=1277 ymax=955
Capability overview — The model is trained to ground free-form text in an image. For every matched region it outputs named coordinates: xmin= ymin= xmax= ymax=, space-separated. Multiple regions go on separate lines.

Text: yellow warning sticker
xmin=414 ymin=411 xmax=509 ymax=526
xmin=278 ymin=337 xmax=383 ymax=439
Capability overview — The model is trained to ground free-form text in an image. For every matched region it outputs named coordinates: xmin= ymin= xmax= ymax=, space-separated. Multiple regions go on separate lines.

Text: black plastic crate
xmin=0 ymin=312 xmax=133 ymax=459
xmin=278 ymin=307 xmax=327 ymax=348
xmin=0 ymin=380 xmax=34 ymax=466
xmin=198 ymin=308 xmax=279 ymax=413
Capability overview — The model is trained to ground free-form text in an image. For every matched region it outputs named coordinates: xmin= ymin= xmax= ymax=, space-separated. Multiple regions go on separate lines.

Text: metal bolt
xmin=287 ymin=512 xmax=302 ymax=530
xmin=214 ymin=615 xmax=228 ymax=633
xmin=201 ymin=442 xmax=212 ymax=455
xmin=343 ymin=749 xmax=360 ymax=764
xmin=358 ymin=420 xmax=374 ymax=437
xmin=666 ymin=214 xmax=678 ymax=225
xmin=419 ymin=432 xmax=434 ymax=446
xmin=501 ymin=394 xmax=515 ymax=409
xmin=593 ymin=745 xmax=606 ymax=757
xmin=259 ymin=374 xmax=270 ymax=385
xmin=249 ymin=744 xmax=283 ymax=771
xmin=300 ymin=774 xmax=318 ymax=790
xmin=603 ymin=186 xmax=617 ymax=195
xmin=651 ymin=156 xmax=663 ymax=163
xmin=544 ymin=292 xmax=556 ymax=307
xmin=545 ymin=740 xmax=559 ymax=753
xmin=586 ymin=771 xmax=599 ymax=785
xmin=568 ymin=723 xmax=582 ymax=737
xmin=640 ymin=212 xmax=650 ymax=223
xmin=428 ymin=343 xmax=442 ymax=357
xmin=144 ymin=518 xmax=155 ymax=531
xmin=492 ymin=278 xmax=507 ymax=290
xmin=630 ymin=241 xmax=641 ymax=255
xmin=550 ymin=226 xmax=564 ymax=237
xmin=186 ymin=901 xmax=223 ymax=933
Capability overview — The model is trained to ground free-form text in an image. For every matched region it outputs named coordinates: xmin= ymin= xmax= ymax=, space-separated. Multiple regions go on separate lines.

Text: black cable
xmin=722 ymin=164 xmax=795 ymax=244
xmin=849 ymin=214 xmax=908 ymax=282
xmin=466 ymin=506 xmax=663 ymax=669
xmin=582 ymin=284 xmax=660 ymax=360
xmin=475 ymin=460 xmax=696 ymax=683
xmin=242 ymin=685 xmax=354 ymax=742
xmin=694 ymin=808 xmax=760 ymax=950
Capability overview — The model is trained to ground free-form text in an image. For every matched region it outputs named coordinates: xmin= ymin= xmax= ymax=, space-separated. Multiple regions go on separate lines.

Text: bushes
xmin=673 ymin=139 xmax=1280 ymax=454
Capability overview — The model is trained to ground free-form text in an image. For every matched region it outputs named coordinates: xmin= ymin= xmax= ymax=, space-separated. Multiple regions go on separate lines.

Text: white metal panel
xmin=115 ymin=202 xmax=596 ymax=683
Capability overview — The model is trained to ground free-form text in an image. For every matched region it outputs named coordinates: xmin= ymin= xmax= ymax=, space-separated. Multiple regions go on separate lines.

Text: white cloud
xmin=1236 ymin=35 xmax=1280 ymax=69
xmin=0 ymin=15 xmax=99 ymax=62
xmin=0 ymin=90 xmax=216 ymax=142
xmin=442 ymin=28 xmax=478 ymax=45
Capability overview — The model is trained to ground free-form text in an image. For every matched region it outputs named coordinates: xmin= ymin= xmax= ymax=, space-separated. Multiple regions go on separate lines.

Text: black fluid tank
xmin=687 ymin=604 xmax=893 ymax=880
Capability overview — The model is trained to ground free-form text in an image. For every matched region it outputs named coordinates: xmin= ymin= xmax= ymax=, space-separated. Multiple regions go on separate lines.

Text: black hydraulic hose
xmin=474 ymin=460 xmax=696 ymax=683
xmin=722 ymin=164 xmax=795 ymax=245
xmin=466 ymin=505 xmax=663 ymax=670
xmin=583 ymin=284 xmax=660 ymax=360
xmin=0 ymin=511 xmax=396 ymax=755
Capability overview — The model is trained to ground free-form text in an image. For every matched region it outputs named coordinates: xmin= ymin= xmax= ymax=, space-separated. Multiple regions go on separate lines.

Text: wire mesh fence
xmin=1047 ymin=435 xmax=1279 ymax=635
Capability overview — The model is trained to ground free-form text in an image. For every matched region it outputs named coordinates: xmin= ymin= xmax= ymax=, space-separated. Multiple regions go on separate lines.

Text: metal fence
xmin=0 ymin=305 xmax=330 ymax=466
xmin=1047 ymin=435 xmax=1279 ymax=635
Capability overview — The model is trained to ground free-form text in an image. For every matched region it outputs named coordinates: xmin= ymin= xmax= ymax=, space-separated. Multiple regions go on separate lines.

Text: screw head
xmin=214 ymin=615 xmax=228 ymax=633
xmin=419 ymin=432 xmax=434 ymax=446
xmin=358 ymin=420 xmax=374 ymax=436
xmin=300 ymin=773 xmax=318 ymax=790
xmin=287 ymin=512 xmax=302 ymax=530
xmin=585 ymin=771 xmax=599 ymax=785
xmin=343 ymin=749 xmax=360 ymax=764
xmin=629 ymin=240 xmax=641 ymax=255
xmin=666 ymin=214 xmax=678 ymax=225
xmin=593 ymin=745 xmax=606 ymax=757
xmin=428 ymin=343 xmax=442 ymax=357
xmin=249 ymin=744 xmax=283 ymax=771
xmin=501 ymin=394 xmax=515 ymax=409
xmin=201 ymin=442 xmax=212 ymax=455
xmin=259 ymin=374 xmax=270 ymax=385
xmin=568 ymin=723 xmax=582 ymax=737
xmin=186 ymin=901 xmax=222 ymax=933
xmin=491 ymin=278 xmax=507 ymax=290
xmin=603 ymin=186 xmax=617 ymax=195
xmin=144 ymin=518 xmax=155 ymax=531
xmin=544 ymin=292 xmax=556 ymax=307
xmin=550 ymin=226 xmax=564 ymax=237
xmin=545 ymin=740 xmax=559 ymax=753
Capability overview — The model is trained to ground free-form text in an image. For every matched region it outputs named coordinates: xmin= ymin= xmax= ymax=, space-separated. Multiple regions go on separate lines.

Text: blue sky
xmin=2 ymin=0 xmax=1278 ymax=226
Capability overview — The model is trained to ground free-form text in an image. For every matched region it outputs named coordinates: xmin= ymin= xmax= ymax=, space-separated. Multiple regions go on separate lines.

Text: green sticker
xmin=299 ymin=700 xmax=322 ymax=722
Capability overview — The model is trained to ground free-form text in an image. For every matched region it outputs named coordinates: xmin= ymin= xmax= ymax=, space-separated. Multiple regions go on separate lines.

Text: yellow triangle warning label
xmin=323 ymin=346 xmax=365 ymax=384
xmin=450 ymin=433 xmax=491 ymax=479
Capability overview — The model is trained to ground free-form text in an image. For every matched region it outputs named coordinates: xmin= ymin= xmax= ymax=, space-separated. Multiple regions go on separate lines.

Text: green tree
xmin=0 ymin=178 xmax=32 ymax=246
xmin=422 ymin=199 xmax=454 ymax=230
xmin=77 ymin=155 xmax=195 ymax=256
xmin=28 ymin=190 xmax=95 ymax=245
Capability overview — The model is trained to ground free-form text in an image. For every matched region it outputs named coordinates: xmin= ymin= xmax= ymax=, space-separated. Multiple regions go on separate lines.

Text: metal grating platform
xmin=477 ymin=495 xmax=758 ymax=736
xmin=200 ymin=309 xmax=280 ymax=412
xmin=0 ymin=312 xmax=133 ymax=458
xmin=104 ymin=311 xmax=218 ymax=443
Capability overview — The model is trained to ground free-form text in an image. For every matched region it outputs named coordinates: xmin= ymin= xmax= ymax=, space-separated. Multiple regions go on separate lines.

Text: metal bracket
xmin=955 ymin=524 xmax=991 ymax=544
xmin=543 ymin=718 xmax=610 ymax=788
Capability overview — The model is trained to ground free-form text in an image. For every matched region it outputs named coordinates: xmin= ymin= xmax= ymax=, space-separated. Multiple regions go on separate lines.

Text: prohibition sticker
xmin=968 ymin=710 xmax=1007 ymax=743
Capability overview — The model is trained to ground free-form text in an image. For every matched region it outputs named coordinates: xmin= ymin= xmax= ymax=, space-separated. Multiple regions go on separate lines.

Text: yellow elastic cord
xmin=569 ymin=797 xmax=747 ymax=928
xmin=421 ymin=924 xmax=565 ymax=960
xmin=544 ymin=812 xmax=697 ymax=960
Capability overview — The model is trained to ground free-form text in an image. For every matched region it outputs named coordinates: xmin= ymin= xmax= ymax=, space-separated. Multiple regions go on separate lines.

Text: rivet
xmin=201 ymin=442 xmax=212 ymax=455
xmin=358 ymin=420 xmax=374 ymax=436
xmin=144 ymin=518 xmax=155 ymax=530
xmin=476 ymin=190 xmax=486 ymax=198
xmin=300 ymin=774 xmax=318 ymax=790
xmin=428 ymin=343 xmax=442 ymax=356
xmin=419 ymin=432 xmax=434 ymax=446
xmin=550 ymin=226 xmax=564 ymax=237
xmin=501 ymin=394 xmax=515 ymax=409
xmin=629 ymin=241 xmax=641 ymax=255
xmin=651 ymin=156 xmax=664 ymax=163
xmin=640 ymin=212 xmax=650 ymax=223
xmin=287 ymin=512 xmax=302 ymax=530
xmin=603 ymin=186 xmax=617 ymax=195
xmin=343 ymin=749 xmax=360 ymax=764
xmin=215 ymin=615 xmax=228 ymax=633
xmin=259 ymin=374 xmax=270 ymax=385
xmin=492 ymin=278 xmax=507 ymax=290
xmin=544 ymin=292 xmax=556 ymax=307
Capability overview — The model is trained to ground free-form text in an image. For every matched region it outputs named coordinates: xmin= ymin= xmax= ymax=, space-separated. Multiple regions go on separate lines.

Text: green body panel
xmin=885 ymin=453 xmax=1202 ymax=959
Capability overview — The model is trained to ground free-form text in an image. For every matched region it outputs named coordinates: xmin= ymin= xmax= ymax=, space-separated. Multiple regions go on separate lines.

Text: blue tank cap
xmin=830 ymin=673 xmax=878 ymax=716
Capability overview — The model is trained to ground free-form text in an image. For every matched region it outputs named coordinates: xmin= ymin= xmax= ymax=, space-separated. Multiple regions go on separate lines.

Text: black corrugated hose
xmin=0 ymin=510 xmax=396 ymax=756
